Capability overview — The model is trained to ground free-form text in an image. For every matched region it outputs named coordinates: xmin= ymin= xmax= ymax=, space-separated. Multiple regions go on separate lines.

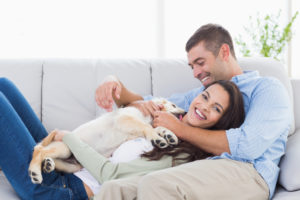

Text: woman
xmin=0 ymin=77 xmax=244 ymax=200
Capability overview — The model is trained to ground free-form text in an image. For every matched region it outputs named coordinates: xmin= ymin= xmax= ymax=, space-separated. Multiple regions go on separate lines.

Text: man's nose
xmin=193 ymin=68 xmax=201 ymax=79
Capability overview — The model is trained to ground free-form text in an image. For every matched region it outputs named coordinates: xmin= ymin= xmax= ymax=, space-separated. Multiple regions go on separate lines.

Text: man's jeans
xmin=0 ymin=78 xmax=87 ymax=200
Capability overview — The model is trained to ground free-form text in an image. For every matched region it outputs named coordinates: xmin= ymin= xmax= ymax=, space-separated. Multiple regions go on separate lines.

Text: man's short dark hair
xmin=185 ymin=24 xmax=236 ymax=59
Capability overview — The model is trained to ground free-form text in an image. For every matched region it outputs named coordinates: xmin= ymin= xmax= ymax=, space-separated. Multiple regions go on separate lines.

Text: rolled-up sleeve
xmin=226 ymin=78 xmax=292 ymax=160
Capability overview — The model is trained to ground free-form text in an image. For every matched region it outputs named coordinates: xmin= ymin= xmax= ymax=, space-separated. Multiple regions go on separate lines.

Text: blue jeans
xmin=0 ymin=78 xmax=88 ymax=200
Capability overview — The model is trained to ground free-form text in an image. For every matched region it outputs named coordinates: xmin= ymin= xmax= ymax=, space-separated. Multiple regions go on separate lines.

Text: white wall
xmin=0 ymin=0 xmax=298 ymax=76
xmin=291 ymin=0 xmax=300 ymax=77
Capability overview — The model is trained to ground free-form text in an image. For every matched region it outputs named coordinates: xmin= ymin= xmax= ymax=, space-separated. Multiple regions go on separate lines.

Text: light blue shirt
xmin=144 ymin=71 xmax=292 ymax=199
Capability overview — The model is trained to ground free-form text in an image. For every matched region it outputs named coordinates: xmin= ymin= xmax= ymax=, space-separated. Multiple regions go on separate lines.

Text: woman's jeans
xmin=0 ymin=78 xmax=88 ymax=200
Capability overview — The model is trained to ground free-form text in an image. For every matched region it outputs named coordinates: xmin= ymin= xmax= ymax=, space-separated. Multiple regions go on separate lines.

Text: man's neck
xmin=230 ymin=58 xmax=243 ymax=78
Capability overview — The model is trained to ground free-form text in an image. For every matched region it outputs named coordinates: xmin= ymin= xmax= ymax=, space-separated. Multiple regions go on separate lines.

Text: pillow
xmin=279 ymin=130 xmax=300 ymax=191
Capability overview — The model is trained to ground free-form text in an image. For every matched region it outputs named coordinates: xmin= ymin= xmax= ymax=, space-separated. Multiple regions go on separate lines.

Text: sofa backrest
xmin=42 ymin=59 xmax=152 ymax=131
xmin=0 ymin=59 xmax=43 ymax=119
xmin=0 ymin=57 xmax=295 ymax=135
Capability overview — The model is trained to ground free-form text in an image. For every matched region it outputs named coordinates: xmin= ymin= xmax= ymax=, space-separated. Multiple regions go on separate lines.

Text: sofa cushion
xmin=94 ymin=59 xmax=151 ymax=117
xmin=0 ymin=59 xmax=43 ymax=119
xmin=42 ymin=59 xmax=151 ymax=132
xmin=42 ymin=59 xmax=98 ymax=132
xmin=150 ymin=59 xmax=201 ymax=97
xmin=291 ymin=79 xmax=300 ymax=130
xmin=0 ymin=171 xmax=19 ymax=200
xmin=279 ymin=129 xmax=300 ymax=191
xmin=273 ymin=185 xmax=300 ymax=200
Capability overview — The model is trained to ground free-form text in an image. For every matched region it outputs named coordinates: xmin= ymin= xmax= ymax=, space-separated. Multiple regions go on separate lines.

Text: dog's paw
xmin=151 ymin=137 xmax=168 ymax=149
xmin=42 ymin=157 xmax=55 ymax=173
xmin=155 ymin=127 xmax=179 ymax=145
xmin=28 ymin=167 xmax=43 ymax=184
xmin=147 ymin=129 xmax=169 ymax=149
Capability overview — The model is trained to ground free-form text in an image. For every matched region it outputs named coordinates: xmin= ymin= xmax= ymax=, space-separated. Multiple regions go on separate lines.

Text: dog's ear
xmin=162 ymin=100 xmax=185 ymax=114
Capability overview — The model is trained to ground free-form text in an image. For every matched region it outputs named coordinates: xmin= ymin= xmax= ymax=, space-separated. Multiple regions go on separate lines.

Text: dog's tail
xmin=41 ymin=130 xmax=58 ymax=146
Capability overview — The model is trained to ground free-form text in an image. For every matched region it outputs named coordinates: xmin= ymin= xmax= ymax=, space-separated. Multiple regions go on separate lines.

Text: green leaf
xmin=234 ymin=10 xmax=298 ymax=61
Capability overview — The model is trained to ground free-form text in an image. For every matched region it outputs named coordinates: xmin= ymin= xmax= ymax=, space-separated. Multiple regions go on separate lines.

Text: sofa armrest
xmin=279 ymin=129 xmax=300 ymax=191
xmin=291 ymin=79 xmax=300 ymax=130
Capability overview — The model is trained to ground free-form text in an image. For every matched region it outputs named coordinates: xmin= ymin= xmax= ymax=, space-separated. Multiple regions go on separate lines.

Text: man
xmin=94 ymin=24 xmax=291 ymax=200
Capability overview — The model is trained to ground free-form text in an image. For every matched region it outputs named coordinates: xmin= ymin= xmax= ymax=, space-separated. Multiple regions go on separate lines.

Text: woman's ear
xmin=219 ymin=44 xmax=230 ymax=61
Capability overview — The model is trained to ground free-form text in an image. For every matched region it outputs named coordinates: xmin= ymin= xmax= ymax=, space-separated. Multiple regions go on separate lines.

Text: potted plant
xmin=235 ymin=10 xmax=298 ymax=62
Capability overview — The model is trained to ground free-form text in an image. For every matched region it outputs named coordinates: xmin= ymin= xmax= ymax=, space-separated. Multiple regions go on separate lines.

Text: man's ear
xmin=219 ymin=43 xmax=230 ymax=61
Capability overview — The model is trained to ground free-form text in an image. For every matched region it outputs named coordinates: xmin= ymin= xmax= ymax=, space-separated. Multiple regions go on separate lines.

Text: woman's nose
xmin=202 ymin=103 xmax=209 ymax=112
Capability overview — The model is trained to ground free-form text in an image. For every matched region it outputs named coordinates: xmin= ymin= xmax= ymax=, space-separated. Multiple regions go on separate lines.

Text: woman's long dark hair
xmin=141 ymin=80 xmax=245 ymax=163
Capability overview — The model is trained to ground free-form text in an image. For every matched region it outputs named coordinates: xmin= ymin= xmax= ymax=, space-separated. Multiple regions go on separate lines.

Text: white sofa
xmin=0 ymin=57 xmax=299 ymax=200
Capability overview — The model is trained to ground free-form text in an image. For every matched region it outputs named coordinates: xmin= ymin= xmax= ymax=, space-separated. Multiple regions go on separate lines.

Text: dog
xmin=28 ymin=98 xmax=185 ymax=184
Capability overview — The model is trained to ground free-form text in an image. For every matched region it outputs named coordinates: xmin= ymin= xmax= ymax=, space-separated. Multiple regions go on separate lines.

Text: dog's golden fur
xmin=29 ymin=98 xmax=185 ymax=184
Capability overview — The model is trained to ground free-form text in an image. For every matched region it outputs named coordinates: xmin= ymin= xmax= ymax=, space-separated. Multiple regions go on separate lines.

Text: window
xmin=0 ymin=0 xmax=298 ymax=76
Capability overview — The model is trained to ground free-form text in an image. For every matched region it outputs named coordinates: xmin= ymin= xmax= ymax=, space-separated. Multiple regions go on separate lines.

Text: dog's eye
xmin=172 ymin=104 xmax=176 ymax=108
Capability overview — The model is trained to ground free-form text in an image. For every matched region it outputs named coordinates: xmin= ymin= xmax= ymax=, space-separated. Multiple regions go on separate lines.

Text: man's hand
xmin=152 ymin=111 xmax=183 ymax=136
xmin=95 ymin=75 xmax=122 ymax=112
xmin=128 ymin=100 xmax=163 ymax=117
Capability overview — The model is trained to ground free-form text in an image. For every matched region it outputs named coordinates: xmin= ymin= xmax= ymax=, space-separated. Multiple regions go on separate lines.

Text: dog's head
xmin=152 ymin=98 xmax=185 ymax=115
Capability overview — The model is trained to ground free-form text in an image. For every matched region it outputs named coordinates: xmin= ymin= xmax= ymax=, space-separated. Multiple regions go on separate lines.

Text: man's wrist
xmin=175 ymin=121 xmax=187 ymax=139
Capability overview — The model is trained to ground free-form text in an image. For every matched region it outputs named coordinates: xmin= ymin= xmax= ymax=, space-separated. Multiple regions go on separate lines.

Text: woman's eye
xmin=213 ymin=106 xmax=221 ymax=113
xmin=202 ymin=94 xmax=208 ymax=100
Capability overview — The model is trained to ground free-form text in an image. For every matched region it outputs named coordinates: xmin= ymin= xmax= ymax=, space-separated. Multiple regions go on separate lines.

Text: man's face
xmin=187 ymin=42 xmax=227 ymax=86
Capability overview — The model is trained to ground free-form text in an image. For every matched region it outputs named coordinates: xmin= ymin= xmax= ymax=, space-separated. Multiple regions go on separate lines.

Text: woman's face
xmin=184 ymin=84 xmax=230 ymax=128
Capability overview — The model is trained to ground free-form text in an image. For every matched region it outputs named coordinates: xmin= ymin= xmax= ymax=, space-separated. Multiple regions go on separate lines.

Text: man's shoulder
xmin=237 ymin=73 xmax=286 ymax=100
xmin=246 ymin=76 xmax=287 ymax=100
xmin=240 ymin=72 xmax=283 ymax=89
xmin=256 ymin=76 xmax=283 ymax=89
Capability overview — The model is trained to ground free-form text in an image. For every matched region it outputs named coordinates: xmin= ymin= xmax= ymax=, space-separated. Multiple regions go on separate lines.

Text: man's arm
xmin=95 ymin=75 xmax=143 ymax=112
xmin=179 ymin=126 xmax=230 ymax=156
xmin=226 ymin=79 xmax=292 ymax=160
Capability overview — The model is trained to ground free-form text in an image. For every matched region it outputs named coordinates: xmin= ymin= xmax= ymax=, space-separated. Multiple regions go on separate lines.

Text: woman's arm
xmin=62 ymin=134 xmax=173 ymax=183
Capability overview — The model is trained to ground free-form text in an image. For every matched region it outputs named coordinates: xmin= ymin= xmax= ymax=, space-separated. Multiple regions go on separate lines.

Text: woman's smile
xmin=194 ymin=108 xmax=206 ymax=120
